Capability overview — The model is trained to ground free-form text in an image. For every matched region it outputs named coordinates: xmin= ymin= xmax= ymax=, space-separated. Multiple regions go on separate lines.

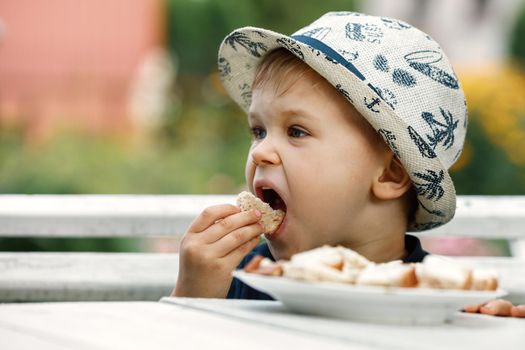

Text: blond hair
xmin=252 ymin=48 xmax=384 ymax=150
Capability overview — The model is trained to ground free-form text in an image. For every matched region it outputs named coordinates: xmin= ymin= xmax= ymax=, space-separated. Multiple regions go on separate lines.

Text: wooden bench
xmin=0 ymin=195 xmax=524 ymax=302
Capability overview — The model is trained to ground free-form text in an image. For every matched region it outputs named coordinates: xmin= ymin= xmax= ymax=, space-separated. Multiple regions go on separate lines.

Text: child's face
xmin=245 ymin=70 xmax=389 ymax=260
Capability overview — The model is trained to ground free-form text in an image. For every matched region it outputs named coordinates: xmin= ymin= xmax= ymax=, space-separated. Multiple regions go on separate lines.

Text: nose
xmin=251 ymin=136 xmax=281 ymax=166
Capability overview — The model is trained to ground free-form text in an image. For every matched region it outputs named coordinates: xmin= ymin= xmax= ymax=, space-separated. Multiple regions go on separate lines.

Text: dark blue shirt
xmin=227 ymin=234 xmax=429 ymax=300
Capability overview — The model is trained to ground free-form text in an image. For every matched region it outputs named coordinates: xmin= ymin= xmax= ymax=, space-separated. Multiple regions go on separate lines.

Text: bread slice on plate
xmin=282 ymin=246 xmax=370 ymax=284
xmin=356 ymin=261 xmax=417 ymax=288
xmin=416 ymin=255 xmax=472 ymax=290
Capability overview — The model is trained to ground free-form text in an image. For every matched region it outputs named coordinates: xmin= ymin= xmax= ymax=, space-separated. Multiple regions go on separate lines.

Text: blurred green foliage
xmin=510 ymin=0 xmax=525 ymax=67
xmin=167 ymin=0 xmax=356 ymax=74
xmin=0 ymin=119 xmax=249 ymax=195
xmin=0 ymin=237 xmax=142 ymax=252
xmin=450 ymin=119 xmax=525 ymax=195
xmin=2 ymin=0 xmax=525 ymax=252
xmin=452 ymin=0 xmax=525 ymax=196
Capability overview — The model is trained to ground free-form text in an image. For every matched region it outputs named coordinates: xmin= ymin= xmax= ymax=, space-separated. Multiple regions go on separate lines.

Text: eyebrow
xmin=249 ymin=107 xmax=315 ymax=123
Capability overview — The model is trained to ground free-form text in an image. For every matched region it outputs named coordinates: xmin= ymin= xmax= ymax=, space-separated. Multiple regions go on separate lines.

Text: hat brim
xmin=218 ymin=27 xmax=456 ymax=231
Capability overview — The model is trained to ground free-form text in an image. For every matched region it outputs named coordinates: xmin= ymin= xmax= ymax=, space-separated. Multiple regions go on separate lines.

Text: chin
xmin=267 ymin=241 xmax=301 ymax=261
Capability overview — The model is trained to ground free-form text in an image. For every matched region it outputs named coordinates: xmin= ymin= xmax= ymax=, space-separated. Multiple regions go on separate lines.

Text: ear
xmin=372 ymin=152 xmax=412 ymax=200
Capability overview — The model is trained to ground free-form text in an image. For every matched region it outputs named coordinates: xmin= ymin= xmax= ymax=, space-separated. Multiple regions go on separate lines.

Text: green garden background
xmin=1 ymin=0 xmax=524 ymax=253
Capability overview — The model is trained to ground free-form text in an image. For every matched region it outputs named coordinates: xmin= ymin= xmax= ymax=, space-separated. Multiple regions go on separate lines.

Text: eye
xmin=287 ymin=126 xmax=308 ymax=138
xmin=250 ymin=126 xmax=267 ymax=140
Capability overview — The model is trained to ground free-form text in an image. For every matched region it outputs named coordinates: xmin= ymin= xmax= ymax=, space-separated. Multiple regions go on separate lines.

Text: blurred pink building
xmin=0 ymin=0 xmax=165 ymax=140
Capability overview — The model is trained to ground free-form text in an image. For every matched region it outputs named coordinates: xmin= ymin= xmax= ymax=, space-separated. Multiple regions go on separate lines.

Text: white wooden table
xmin=0 ymin=298 xmax=523 ymax=350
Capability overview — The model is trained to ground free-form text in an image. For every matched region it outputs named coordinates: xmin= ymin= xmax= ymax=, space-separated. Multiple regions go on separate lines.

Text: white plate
xmin=232 ymin=270 xmax=507 ymax=325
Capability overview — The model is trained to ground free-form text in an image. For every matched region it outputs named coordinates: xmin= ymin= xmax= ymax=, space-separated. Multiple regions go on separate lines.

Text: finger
xmin=479 ymin=299 xmax=513 ymax=316
xmin=224 ymin=235 xmax=262 ymax=265
xmin=213 ymin=222 xmax=264 ymax=257
xmin=188 ymin=204 xmax=240 ymax=233
xmin=510 ymin=305 xmax=525 ymax=318
xmin=463 ymin=304 xmax=481 ymax=313
xmin=203 ymin=209 xmax=262 ymax=244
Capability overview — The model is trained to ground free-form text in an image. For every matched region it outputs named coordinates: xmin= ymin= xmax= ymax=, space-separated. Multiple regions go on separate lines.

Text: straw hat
xmin=218 ymin=12 xmax=468 ymax=231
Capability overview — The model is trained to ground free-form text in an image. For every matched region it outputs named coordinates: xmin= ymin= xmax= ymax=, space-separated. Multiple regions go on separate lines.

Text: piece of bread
xmin=416 ymin=255 xmax=472 ymax=290
xmin=282 ymin=261 xmax=357 ymax=283
xmin=282 ymin=245 xmax=369 ymax=283
xmin=289 ymin=246 xmax=345 ymax=270
xmin=336 ymin=246 xmax=371 ymax=270
xmin=356 ymin=261 xmax=417 ymax=288
xmin=237 ymin=191 xmax=285 ymax=233
xmin=243 ymin=245 xmax=499 ymax=292
xmin=470 ymin=269 xmax=498 ymax=291
xmin=244 ymin=255 xmax=283 ymax=276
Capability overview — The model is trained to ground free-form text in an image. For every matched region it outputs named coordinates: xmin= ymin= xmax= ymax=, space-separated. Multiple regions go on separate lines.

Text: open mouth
xmin=256 ymin=187 xmax=287 ymax=213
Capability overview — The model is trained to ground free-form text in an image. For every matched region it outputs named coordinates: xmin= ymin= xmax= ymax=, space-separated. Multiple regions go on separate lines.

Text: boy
xmin=173 ymin=12 xmax=524 ymax=317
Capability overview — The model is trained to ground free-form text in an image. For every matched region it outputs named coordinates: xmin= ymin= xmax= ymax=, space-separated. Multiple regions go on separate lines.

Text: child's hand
xmin=464 ymin=299 xmax=525 ymax=318
xmin=172 ymin=204 xmax=264 ymax=298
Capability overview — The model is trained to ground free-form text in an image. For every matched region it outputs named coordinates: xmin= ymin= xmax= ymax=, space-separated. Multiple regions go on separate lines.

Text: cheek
xmin=245 ymin=153 xmax=256 ymax=190
xmin=295 ymin=152 xmax=369 ymax=211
